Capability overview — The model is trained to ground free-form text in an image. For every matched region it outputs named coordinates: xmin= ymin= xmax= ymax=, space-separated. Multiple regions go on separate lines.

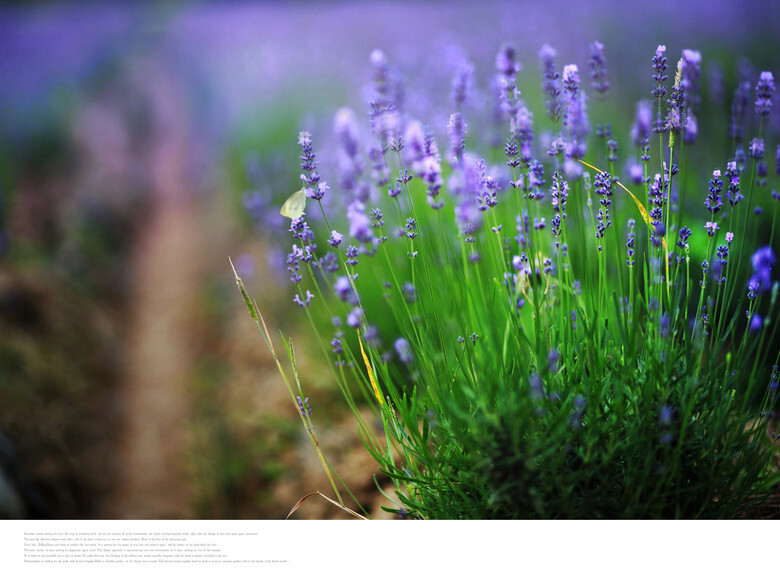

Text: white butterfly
xmin=280 ymin=187 xmax=307 ymax=219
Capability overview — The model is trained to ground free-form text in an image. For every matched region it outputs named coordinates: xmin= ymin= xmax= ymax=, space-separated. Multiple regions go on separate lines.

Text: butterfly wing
xmin=280 ymin=189 xmax=306 ymax=219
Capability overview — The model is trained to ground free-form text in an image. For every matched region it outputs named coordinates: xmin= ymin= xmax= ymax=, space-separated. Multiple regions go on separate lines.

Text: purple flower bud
xmin=749 ymin=246 xmax=775 ymax=293
xmin=676 ymin=226 xmax=692 ymax=250
xmin=394 ymin=337 xmax=413 ymax=363
xmin=452 ymin=60 xmax=474 ymax=110
xmin=681 ymin=49 xmax=702 ymax=111
xmin=632 ymin=100 xmax=652 ymax=146
xmin=347 ymin=201 xmax=373 ymax=243
xmin=328 ymin=230 xmax=343 ymax=247
xmin=749 ymin=137 xmax=765 ymax=160
xmin=651 ymin=45 xmax=668 ymax=102
xmin=756 ymin=71 xmax=775 ymax=117
xmin=548 ymin=348 xmax=560 ymax=372
xmin=346 ymin=306 xmax=363 ymax=328
xmin=293 ymin=290 xmax=314 ymax=308
xmin=447 ymin=112 xmax=467 ymax=164
xmin=659 ymin=405 xmax=673 ymax=426
xmin=334 ymin=276 xmax=353 ymax=302
xmin=496 ymin=45 xmax=520 ymax=78
xmin=540 ymin=44 xmax=562 ymax=122
xmin=588 ymin=41 xmax=609 ymax=95
xmin=297 ymin=396 xmax=312 ymax=417
xmin=334 ymin=107 xmax=360 ymax=159
xmin=730 ymin=81 xmax=751 ymax=141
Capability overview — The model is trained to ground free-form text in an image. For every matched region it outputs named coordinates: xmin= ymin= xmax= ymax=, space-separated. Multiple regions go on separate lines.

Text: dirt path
xmin=109 ymin=59 xmax=202 ymax=519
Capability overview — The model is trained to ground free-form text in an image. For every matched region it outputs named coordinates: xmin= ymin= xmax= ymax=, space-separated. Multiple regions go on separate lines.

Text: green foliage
xmin=238 ymin=46 xmax=779 ymax=519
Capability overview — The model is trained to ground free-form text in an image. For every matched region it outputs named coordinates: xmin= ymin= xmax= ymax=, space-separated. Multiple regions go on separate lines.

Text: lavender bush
xmin=236 ymin=42 xmax=779 ymax=518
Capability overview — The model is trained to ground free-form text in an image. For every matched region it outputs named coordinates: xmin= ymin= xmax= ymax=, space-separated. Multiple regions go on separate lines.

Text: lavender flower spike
xmin=395 ymin=337 xmax=413 ymax=363
xmin=756 ymin=71 xmax=775 ymax=118
xmin=540 ymin=44 xmax=562 ymax=121
xmin=749 ymin=246 xmax=775 ymax=293
xmin=588 ymin=41 xmax=610 ymax=95
xmin=297 ymin=396 xmax=312 ymax=417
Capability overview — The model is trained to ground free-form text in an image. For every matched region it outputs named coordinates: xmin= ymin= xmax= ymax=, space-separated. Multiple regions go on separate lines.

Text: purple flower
xmin=404 ymin=218 xmax=418 ymax=239
xmin=406 ymin=123 xmax=443 ymax=209
xmin=328 ymin=230 xmax=343 ymax=247
xmin=660 ymin=312 xmax=670 ymax=338
xmin=298 ymin=131 xmax=320 ymax=186
xmin=347 ymin=201 xmax=373 ymax=243
xmin=530 ymin=372 xmax=545 ymax=402
xmin=447 ymin=112 xmax=467 ymax=165
xmin=496 ymin=44 xmax=520 ymax=79
xmin=370 ymin=208 xmax=384 ymax=228
xmin=725 ymin=161 xmax=742 ymax=206
xmin=505 ymin=138 xmax=520 ymax=168
xmin=293 ymin=290 xmax=314 ymax=308
xmin=631 ymin=100 xmax=652 ymax=146
xmin=402 ymin=282 xmax=416 ymax=303
xmin=335 ymin=107 xmax=360 ymax=157
xmin=334 ymin=107 xmax=367 ymax=202
xmin=513 ymin=103 xmax=534 ymax=164
xmin=319 ymin=252 xmax=339 ymax=274
xmin=676 ymin=226 xmax=692 ymax=250
xmin=594 ymin=171 xmax=613 ymax=243
xmin=562 ymin=64 xmax=589 ymax=159
xmin=452 ymin=59 xmax=474 ymax=110
xmin=665 ymin=76 xmax=686 ymax=134
xmin=334 ymin=276 xmax=354 ymax=303
xmin=331 ymin=337 xmax=343 ymax=354
xmin=756 ymin=71 xmax=775 ymax=117
xmin=680 ymin=49 xmax=702 ymax=111
xmin=749 ymin=137 xmax=765 ymax=160
xmin=346 ymin=306 xmax=364 ymax=328
xmin=700 ymin=260 xmax=709 ymax=287
xmin=713 ymin=245 xmax=729 ymax=284
xmin=626 ymin=219 xmax=637 ymax=266
xmin=547 ymin=348 xmax=560 ymax=372
xmin=607 ymin=139 xmax=618 ymax=162
xmin=550 ymin=171 xmax=568 ymax=215
xmin=705 ymin=221 xmax=719 ymax=237
xmin=539 ymin=44 xmax=562 ymax=122
xmin=748 ymin=281 xmax=759 ymax=300
xmin=404 ymin=120 xmax=426 ymax=165
xmin=296 ymin=396 xmax=312 ymax=417
xmin=394 ymin=337 xmax=413 ymax=363
xmin=346 ymin=245 xmax=359 ymax=266
xmin=563 ymin=64 xmax=580 ymax=95
xmin=683 ymin=113 xmax=698 ymax=144
xmin=750 ymin=314 xmax=763 ymax=331
xmin=651 ymin=45 xmax=668 ymax=103
xmin=629 ymin=164 xmax=644 ymax=185
xmin=776 ymin=144 xmax=780 ymax=175
xmin=588 ymin=41 xmax=609 ymax=95
xmin=659 ymin=405 xmax=673 ymax=426
xmin=705 ymin=169 xmax=723 ymax=213
xmin=729 ymin=81 xmax=751 ymax=141
xmin=749 ymin=246 xmax=775 ymax=293
xmin=570 ymin=395 xmax=586 ymax=429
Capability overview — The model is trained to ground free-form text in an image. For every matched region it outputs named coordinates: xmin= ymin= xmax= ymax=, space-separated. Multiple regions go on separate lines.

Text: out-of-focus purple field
xmin=0 ymin=1 xmax=778 ymax=519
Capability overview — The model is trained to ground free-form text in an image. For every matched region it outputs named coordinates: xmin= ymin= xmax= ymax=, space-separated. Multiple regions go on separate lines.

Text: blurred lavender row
xmin=2 ymin=0 xmax=778 ymax=138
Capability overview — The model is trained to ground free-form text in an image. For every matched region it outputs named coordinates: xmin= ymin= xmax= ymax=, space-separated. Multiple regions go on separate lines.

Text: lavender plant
xmin=235 ymin=44 xmax=779 ymax=519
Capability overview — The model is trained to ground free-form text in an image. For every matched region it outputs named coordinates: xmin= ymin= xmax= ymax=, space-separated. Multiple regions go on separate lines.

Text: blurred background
xmin=1 ymin=0 xmax=778 ymax=519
